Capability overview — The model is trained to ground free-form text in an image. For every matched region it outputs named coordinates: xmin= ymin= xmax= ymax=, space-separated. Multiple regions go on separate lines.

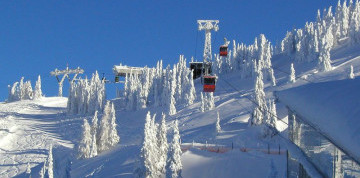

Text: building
xmin=276 ymin=78 xmax=360 ymax=178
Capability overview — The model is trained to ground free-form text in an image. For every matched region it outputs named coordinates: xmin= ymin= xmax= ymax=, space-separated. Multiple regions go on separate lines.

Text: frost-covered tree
xmin=33 ymin=75 xmax=43 ymax=100
xmin=263 ymin=99 xmax=278 ymax=137
xmin=169 ymin=65 xmax=177 ymax=115
xmin=90 ymin=134 xmax=98 ymax=158
xmin=98 ymin=101 xmax=111 ymax=152
xmin=67 ymin=71 xmax=106 ymax=115
xmin=109 ymin=103 xmax=120 ymax=147
xmin=23 ymin=81 xmax=33 ymax=100
xmin=200 ymin=92 xmax=215 ymax=112
xmin=349 ymin=65 xmax=355 ymax=79
xmin=249 ymin=70 xmax=267 ymax=126
xmin=289 ymin=63 xmax=296 ymax=83
xmin=166 ymin=120 xmax=182 ymax=178
xmin=47 ymin=145 xmax=54 ymax=178
xmin=319 ymin=26 xmax=334 ymax=72
xmin=215 ymin=111 xmax=221 ymax=134
xmin=78 ymin=119 xmax=92 ymax=159
xmin=7 ymin=77 xmax=35 ymax=102
xmin=157 ymin=113 xmax=168 ymax=175
xmin=135 ymin=111 xmax=158 ymax=178
xmin=26 ymin=162 xmax=31 ymax=175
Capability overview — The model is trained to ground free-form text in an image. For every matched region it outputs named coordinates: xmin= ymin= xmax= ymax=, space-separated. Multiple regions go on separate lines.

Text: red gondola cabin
xmin=203 ymin=76 xmax=216 ymax=92
xmin=220 ymin=45 xmax=228 ymax=57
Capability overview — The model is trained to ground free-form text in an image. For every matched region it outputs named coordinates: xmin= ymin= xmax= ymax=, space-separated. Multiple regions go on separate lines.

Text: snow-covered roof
xmin=276 ymin=78 xmax=360 ymax=163
xmin=113 ymin=64 xmax=143 ymax=76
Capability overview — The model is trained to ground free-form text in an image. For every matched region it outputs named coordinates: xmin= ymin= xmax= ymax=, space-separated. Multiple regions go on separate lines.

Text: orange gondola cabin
xmin=203 ymin=76 xmax=216 ymax=92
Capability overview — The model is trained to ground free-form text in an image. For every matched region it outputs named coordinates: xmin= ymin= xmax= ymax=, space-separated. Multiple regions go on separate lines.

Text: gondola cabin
xmin=203 ymin=76 xmax=216 ymax=92
xmin=220 ymin=45 xmax=228 ymax=57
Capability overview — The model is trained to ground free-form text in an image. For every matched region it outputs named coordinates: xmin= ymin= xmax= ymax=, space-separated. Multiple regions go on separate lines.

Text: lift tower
xmin=197 ymin=20 xmax=219 ymax=63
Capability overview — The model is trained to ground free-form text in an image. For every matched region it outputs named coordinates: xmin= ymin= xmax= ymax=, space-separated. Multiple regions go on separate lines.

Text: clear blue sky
xmin=0 ymin=0 xmax=338 ymax=101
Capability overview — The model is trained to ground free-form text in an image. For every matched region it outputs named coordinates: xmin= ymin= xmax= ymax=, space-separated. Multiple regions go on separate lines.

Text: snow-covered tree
xmin=215 ymin=111 xmax=221 ymax=134
xmin=33 ymin=75 xmax=43 ymax=100
xmin=90 ymin=134 xmax=98 ymax=158
xmin=166 ymin=120 xmax=182 ymax=178
xmin=249 ymin=70 xmax=267 ymax=126
xmin=98 ymin=101 xmax=111 ymax=152
xmin=200 ymin=92 xmax=205 ymax=112
xmin=349 ymin=65 xmax=355 ymax=79
xmin=157 ymin=113 xmax=168 ymax=175
xmin=109 ymin=103 xmax=120 ymax=147
xmin=200 ymin=92 xmax=215 ymax=112
xmin=78 ymin=119 xmax=92 ymax=159
xmin=319 ymin=25 xmax=334 ymax=72
xmin=47 ymin=145 xmax=54 ymax=178
xmin=67 ymin=71 xmax=106 ymax=115
xmin=26 ymin=162 xmax=31 ymax=175
xmin=289 ymin=63 xmax=296 ymax=83
xmin=135 ymin=111 xmax=158 ymax=178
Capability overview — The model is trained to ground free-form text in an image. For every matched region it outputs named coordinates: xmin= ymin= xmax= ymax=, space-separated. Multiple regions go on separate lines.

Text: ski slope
xmin=1 ymin=39 xmax=360 ymax=177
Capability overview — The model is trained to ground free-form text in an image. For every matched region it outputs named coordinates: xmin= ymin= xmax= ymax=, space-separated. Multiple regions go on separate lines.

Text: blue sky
xmin=0 ymin=0 xmax=338 ymax=101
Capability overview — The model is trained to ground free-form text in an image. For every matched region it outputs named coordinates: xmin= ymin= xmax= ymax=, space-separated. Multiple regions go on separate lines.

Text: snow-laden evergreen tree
xmin=349 ymin=65 xmax=355 ymax=79
xmin=135 ymin=111 xmax=158 ymax=178
xmin=78 ymin=119 xmax=92 ymax=159
xmin=47 ymin=145 xmax=54 ymax=178
xmin=90 ymin=134 xmax=98 ymax=158
xmin=289 ymin=63 xmax=296 ymax=83
xmin=166 ymin=120 xmax=182 ymax=178
xmin=249 ymin=70 xmax=267 ymax=126
xmin=90 ymin=111 xmax=98 ymax=158
xmin=215 ymin=111 xmax=221 ymax=134
xmin=7 ymin=77 xmax=36 ymax=102
xmin=67 ymin=71 xmax=106 ymax=115
xmin=263 ymin=99 xmax=278 ymax=137
xmin=200 ymin=92 xmax=215 ymax=112
xmin=109 ymin=102 xmax=120 ymax=147
xmin=26 ymin=162 xmax=31 ymax=175
xmin=169 ymin=65 xmax=177 ymax=115
xmin=319 ymin=25 xmax=334 ymax=72
xmin=157 ymin=113 xmax=168 ymax=175
xmin=98 ymin=101 xmax=111 ymax=152
xmin=23 ymin=81 xmax=33 ymax=100
xmin=33 ymin=75 xmax=43 ymax=100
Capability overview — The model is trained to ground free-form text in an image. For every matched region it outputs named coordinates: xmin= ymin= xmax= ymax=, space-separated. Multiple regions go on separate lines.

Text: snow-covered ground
xmin=2 ymin=37 xmax=360 ymax=178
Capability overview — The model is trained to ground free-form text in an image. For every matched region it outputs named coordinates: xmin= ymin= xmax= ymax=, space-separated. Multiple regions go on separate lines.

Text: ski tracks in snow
xmin=0 ymin=97 xmax=71 ymax=177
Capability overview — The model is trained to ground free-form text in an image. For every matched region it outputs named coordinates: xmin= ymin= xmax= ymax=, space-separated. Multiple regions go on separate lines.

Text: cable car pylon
xmin=197 ymin=20 xmax=219 ymax=92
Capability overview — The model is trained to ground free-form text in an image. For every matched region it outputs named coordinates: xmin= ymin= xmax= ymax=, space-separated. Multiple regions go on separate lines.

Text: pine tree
xmin=290 ymin=63 xmax=296 ymax=83
xmin=166 ymin=120 xmax=182 ymax=178
xmin=215 ymin=111 xmax=221 ymax=134
xmin=26 ymin=162 xmax=31 ymax=175
xmin=78 ymin=119 xmax=92 ymax=159
xmin=98 ymin=101 xmax=111 ymax=152
xmin=33 ymin=75 xmax=43 ymax=100
xmin=249 ymin=70 xmax=267 ymax=126
xmin=109 ymin=103 xmax=120 ymax=147
xmin=90 ymin=134 xmax=98 ymax=158
xmin=200 ymin=92 xmax=205 ymax=112
xmin=169 ymin=66 xmax=177 ymax=115
xmin=47 ymin=145 xmax=54 ymax=178
xmin=319 ymin=26 xmax=333 ymax=72
xmin=136 ymin=111 xmax=158 ymax=178
xmin=349 ymin=65 xmax=355 ymax=79
xmin=157 ymin=113 xmax=168 ymax=175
